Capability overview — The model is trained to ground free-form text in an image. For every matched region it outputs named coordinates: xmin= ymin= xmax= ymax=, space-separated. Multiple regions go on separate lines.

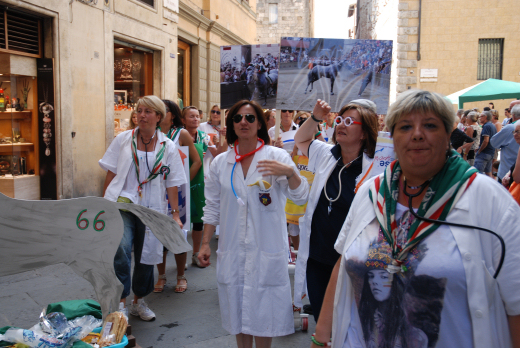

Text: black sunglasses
xmin=281 ymin=110 xmax=294 ymax=113
xmin=211 ymin=110 xmax=221 ymax=115
xmin=233 ymin=114 xmax=256 ymax=123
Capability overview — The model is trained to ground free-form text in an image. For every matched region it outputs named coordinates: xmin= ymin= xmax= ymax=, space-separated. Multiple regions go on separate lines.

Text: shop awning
xmin=447 ymin=79 xmax=520 ymax=109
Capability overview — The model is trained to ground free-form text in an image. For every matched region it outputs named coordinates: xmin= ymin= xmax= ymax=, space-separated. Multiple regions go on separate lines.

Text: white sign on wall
xmin=420 ymin=69 xmax=438 ymax=78
xmin=164 ymin=0 xmax=179 ymax=12
xmin=164 ymin=9 xmax=179 ymax=22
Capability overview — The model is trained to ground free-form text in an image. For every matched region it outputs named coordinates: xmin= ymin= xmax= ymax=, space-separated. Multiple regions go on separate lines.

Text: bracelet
xmin=171 ymin=209 xmax=179 ymax=214
xmin=286 ymin=171 xmax=295 ymax=180
xmin=311 ymin=113 xmax=321 ymax=123
xmin=311 ymin=334 xmax=331 ymax=347
xmin=315 ymin=131 xmax=322 ymax=137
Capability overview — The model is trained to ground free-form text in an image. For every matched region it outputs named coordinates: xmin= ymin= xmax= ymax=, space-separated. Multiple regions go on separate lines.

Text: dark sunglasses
xmin=233 ymin=114 xmax=256 ymax=123
xmin=211 ymin=110 xmax=221 ymax=115
xmin=281 ymin=110 xmax=294 ymax=113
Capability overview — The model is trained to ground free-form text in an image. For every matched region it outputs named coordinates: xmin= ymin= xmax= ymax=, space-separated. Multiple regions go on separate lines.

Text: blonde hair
xmin=385 ymin=89 xmax=455 ymax=135
xmin=136 ymin=96 xmax=166 ymax=126
xmin=293 ymin=111 xmax=311 ymax=123
xmin=127 ymin=110 xmax=137 ymax=130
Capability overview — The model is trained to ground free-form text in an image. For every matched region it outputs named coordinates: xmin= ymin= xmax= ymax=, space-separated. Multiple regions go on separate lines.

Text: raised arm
xmin=295 ymin=99 xmax=331 ymax=157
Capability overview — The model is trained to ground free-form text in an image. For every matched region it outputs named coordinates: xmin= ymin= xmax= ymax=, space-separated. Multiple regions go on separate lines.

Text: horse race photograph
xmin=220 ymin=44 xmax=279 ymax=109
xmin=276 ymin=37 xmax=393 ymax=113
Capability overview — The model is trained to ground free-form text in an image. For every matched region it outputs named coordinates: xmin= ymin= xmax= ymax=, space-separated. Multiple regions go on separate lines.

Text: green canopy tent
xmin=447 ymin=78 xmax=520 ymax=109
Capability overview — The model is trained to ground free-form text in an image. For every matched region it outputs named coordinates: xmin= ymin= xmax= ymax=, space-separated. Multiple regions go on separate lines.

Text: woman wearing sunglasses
xmin=292 ymin=98 xmax=379 ymax=326
xmin=197 ymin=100 xmax=309 ymax=348
xmin=199 ymin=104 xmax=224 ymax=177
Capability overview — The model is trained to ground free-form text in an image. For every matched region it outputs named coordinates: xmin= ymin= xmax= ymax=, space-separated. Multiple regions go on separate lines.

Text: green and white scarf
xmin=368 ymin=150 xmax=478 ymax=272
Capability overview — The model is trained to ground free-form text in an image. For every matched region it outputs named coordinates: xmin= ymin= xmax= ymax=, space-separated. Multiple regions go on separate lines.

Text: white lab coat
xmin=99 ymin=129 xmax=186 ymax=264
xmin=331 ymin=174 xmax=520 ymax=348
xmin=203 ymin=144 xmax=309 ymax=337
xmin=293 ymin=140 xmax=374 ymax=308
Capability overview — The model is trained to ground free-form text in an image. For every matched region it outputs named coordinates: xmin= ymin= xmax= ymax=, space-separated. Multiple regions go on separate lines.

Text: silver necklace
xmin=324 ymin=154 xmax=361 ymax=214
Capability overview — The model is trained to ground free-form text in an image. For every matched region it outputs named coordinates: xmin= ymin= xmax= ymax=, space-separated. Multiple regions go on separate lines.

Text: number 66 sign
xmin=0 ymin=193 xmax=191 ymax=318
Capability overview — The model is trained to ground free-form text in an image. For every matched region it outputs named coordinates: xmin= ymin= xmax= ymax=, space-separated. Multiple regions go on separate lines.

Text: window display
xmin=0 ymin=74 xmax=40 ymax=199
xmin=113 ymin=43 xmax=153 ymax=137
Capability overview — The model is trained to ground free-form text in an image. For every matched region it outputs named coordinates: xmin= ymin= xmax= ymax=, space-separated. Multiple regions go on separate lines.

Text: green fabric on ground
xmin=46 ymin=299 xmax=102 ymax=320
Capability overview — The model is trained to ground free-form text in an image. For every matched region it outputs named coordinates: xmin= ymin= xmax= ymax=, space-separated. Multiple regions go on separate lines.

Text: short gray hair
xmin=481 ymin=110 xmax=492 ymax=122
xmin=511 ymin=105 xmax=520 ymax=120
xmin=457 ymin=109 xmax=464 ymax=116
xmin=385 ymin=89 xmax=455 ymax=135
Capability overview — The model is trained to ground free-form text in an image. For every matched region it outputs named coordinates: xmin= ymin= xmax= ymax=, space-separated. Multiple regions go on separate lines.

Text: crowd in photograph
xmin=220 ymin=53 xmax=278 ymax=84
xmin=100 ymin=92 xmax=520 ymax=348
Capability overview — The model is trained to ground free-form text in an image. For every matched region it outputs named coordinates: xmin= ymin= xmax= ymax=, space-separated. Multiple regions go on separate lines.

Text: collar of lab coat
xmin=226 ymin=141 xmax=267 ymax=181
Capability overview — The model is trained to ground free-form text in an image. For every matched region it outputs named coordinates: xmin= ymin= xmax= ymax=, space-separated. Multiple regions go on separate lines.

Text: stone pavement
xmin=0 ymin=233 xmax=315 ymax=347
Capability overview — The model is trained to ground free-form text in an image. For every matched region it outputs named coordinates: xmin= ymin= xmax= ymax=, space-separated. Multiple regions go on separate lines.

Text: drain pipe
xmin=417 ymin=0 xmax=422 ymax=60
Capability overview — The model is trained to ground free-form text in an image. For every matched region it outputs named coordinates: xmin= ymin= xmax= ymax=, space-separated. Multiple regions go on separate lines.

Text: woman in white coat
xmin=313 ymin=90 xmax=520 ymax=348
xmin=100 ymin=95 xmax=186 ymax=321
xmin=293 ymin=99 xmax=379 ymax=323
xmin=198 ymin=99 xmax=309 ymax=348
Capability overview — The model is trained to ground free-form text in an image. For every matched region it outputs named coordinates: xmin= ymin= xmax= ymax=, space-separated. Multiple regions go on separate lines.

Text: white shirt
xmin=99 ymin=129 xmax=186 ymax=264
xmin=293 ymin=140 xmax=375 ymax=308
xmin=202 ymin=144 xmax=309 ymax=337
xmin=198 ymin=122 xmax=219 ymax=179
xmin=332 ymin=174 xmax=520 ymax=348
xmin=268 ymin=122 xmax=299 ymax=153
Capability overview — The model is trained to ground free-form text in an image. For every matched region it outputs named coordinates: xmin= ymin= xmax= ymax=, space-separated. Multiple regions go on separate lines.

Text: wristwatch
xmin=171 ymin=209 xmax=179 ymax=214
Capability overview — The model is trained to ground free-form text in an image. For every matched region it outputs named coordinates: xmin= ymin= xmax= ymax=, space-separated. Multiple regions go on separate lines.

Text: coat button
xmin=464 ymin=253 xmax=472 ymax=261
xmin=475 ymin=310 xmax=483 ymax=318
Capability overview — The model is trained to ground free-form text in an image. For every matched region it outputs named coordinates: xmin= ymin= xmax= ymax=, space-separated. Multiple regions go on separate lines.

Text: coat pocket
xmin=259 ymin=250 xmax=288 ymax=287
xmin=216 ymin=250 xmax=238 ymax=285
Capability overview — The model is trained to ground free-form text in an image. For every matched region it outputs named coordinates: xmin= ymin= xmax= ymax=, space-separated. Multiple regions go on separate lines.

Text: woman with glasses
xmin=199 ymin=104 xmax=224 ymax=178
xmin=292 ymin=99 xmax=379 ymax=323
xmin=153 ymin=100 xmax=202 ymax=294
xmin=268 ymin=109 xmax=299 ymax=151
xmin=264 ymin=109 xmax=277 ymax=130
xmin=197 ymin=100 xmax=309 ymax=348
xmin=182 ymin=106 xmax=218 ymax=267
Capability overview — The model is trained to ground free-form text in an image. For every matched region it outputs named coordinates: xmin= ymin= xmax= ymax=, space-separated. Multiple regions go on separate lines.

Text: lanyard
xmin=231 ymin=138 xmax=265 ymax=205
xmin=131 ymin=128 xmax=166 ymax=197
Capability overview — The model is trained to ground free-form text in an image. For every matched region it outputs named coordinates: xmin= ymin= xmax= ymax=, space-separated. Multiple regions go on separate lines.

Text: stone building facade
xmin=357 ymin=0 xmax=520 ymax=111
xmin=0 ymin=0 xmax=256 ymax=199
xmin=256 ymin=0 xmax=312 ymax=44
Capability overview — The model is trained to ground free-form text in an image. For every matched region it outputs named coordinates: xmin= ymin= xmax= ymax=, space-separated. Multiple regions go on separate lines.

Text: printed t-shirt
xmin=341 ymin=203 xmax=472 ymax=348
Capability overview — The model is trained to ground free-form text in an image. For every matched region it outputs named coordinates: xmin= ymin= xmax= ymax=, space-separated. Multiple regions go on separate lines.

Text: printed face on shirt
xmin=137 ymin=106 xmax=161 ymax=131
xmin=367 ymin=270 xmax=393 ymax=301
xmin=183 ymin=108 xmax=200 ymax=130
xmin=392 ymin=112 xmax=450 ymax=183
xmin=233 ymin=104 xmax=261 ymax=140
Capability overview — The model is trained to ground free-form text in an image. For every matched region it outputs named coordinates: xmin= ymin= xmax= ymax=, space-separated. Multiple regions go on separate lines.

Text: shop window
xmin=477 ymin=38 xmax=504 ymax=80
xmin=269 ymin=4 xmax=278 ymax=24
xmin=113 ymin=42 xmax=154 ymax=136
xmin=0 ymin=8 xmax=43 ymax=58
xmin=177 ymin=40 xmax=191 ymax=109
xmin=0 ymin=73 xmax=41 ymax=199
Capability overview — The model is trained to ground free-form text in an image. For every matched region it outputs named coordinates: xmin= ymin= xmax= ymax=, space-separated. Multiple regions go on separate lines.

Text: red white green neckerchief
xmin=209 ymin=122 xmax=221 ymax=133
xmin=231 ymin=138 xmax=265 ymax=205
xmin=368 ymin=149 xmax=478 ymax=273
xmin=131 ymin=128 xmax=167 ymax=197
xmin=166 ymin=127 xmax=182 ymax=141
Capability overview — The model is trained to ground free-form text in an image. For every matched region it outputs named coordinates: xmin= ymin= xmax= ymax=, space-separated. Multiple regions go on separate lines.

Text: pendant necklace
xmin=324 ymin=154 xmax=361 ymax=214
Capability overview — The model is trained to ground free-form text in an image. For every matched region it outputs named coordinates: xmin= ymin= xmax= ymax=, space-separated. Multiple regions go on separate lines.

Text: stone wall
xmin=256 ymin=0 xmax=311 ymax=44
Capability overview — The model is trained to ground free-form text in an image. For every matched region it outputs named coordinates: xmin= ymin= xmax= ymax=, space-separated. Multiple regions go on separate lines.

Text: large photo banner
xmin=220 ymin=44 xmax=280 ymax=109
xmin=276 ymin=37 xmax=393 ymax=113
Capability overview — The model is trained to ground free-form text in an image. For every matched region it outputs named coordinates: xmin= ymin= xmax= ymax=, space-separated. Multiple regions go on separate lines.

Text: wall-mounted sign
xmin=420 ymin=69 xmax=438 ymax=78
xmin=164 ymin=9 xmax=179 ymax=23
xmin=164 ymin=0 xmax=179 ymax=13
